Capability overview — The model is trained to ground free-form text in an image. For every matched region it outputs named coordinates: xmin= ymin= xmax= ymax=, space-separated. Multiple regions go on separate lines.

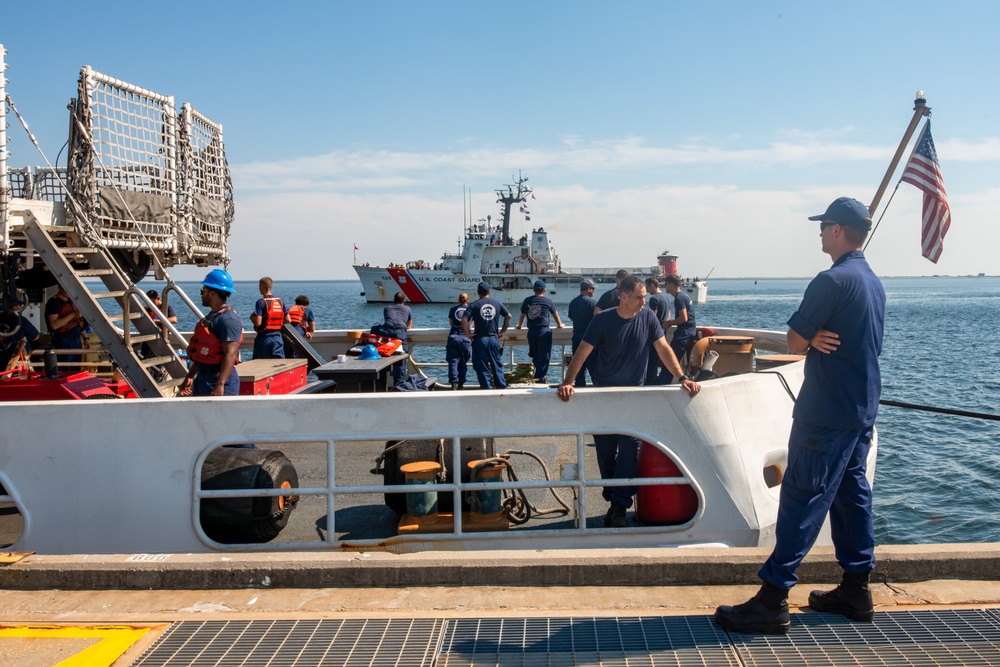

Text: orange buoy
xmin=636 ymin=442 xmax=698 ymax=525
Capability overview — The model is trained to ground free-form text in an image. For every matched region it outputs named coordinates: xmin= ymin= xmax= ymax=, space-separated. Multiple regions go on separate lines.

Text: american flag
xmin=900 ymin=122 xmax=951 ymax=263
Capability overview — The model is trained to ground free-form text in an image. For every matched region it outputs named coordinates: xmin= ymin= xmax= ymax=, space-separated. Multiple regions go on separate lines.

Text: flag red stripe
xmin=902 ymin=123 xmax=950 ymax=264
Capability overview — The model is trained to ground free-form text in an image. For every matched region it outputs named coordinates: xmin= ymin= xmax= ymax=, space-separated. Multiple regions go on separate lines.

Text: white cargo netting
xmin=179 ymin=103 xmax=232 ymax=264
xmin=62 ymin=66 xmax=231 ymax=265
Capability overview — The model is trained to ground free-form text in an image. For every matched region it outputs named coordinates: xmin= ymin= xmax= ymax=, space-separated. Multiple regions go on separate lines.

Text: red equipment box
xmin=235 ymin=359 xmax=308 ymax=396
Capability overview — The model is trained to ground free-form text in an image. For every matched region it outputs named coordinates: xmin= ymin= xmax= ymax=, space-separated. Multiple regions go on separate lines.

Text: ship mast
xmin=495 ymin=172 xmax=532 ymax=245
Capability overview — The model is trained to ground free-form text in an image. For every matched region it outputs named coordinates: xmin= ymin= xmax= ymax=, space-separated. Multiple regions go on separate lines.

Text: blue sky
xmin=3 ymin=1 xmax=999 ymax=280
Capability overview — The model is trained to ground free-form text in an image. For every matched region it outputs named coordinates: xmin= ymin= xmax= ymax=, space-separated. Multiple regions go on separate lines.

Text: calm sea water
xmin=143 ymin=276 xmax=1000 ymax=546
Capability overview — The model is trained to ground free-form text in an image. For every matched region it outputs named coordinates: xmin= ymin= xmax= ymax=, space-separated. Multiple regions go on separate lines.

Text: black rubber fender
xmin=200 ymin=447 xmax=298 ymax=543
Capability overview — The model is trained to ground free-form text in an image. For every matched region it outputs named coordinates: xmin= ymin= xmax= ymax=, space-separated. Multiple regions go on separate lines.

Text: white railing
xmin=0 ymin=361 xmax=813 ymax=555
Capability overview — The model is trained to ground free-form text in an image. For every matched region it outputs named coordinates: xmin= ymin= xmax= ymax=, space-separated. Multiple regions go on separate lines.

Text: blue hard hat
xmin=202 ymin=268 xmax=235 ymax=294
xmin=359 ymin=344 xmax=380 ymax=360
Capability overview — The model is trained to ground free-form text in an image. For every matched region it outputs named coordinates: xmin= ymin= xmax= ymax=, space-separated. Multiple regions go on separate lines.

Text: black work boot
xmin=604 ymin=502 xmax=628 ymax=528
xmin=808 ymin=571 xmax=874 ymax=621
xmin=714 ymin=581 xmax=791 ymax=634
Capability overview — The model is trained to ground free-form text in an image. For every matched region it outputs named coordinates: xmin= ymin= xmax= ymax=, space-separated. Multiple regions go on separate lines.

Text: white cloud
xmin=221 ymin=134 xmax=1000 ymax=280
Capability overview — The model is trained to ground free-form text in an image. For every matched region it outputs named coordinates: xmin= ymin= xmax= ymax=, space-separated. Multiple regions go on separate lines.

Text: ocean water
xmin=143 ymin=276 xmax=1000 ymax=546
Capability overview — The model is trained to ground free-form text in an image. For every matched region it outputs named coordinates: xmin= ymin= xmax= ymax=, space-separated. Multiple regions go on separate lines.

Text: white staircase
xmin=22 ymin=216 xmax=189 ymax=398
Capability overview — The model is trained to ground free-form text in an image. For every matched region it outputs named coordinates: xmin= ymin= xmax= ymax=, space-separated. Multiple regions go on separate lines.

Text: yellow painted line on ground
xmin=0 ymin=625 xmax=151 ymax=667
xmin=0 ymin=551 xmax=32 ymax=565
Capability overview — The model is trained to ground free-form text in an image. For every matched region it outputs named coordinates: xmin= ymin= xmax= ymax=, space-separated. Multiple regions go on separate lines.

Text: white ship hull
xmin=0 ymin=326 xmax=874 ymax=556
xmin=354 ymin=265 xmax=616 ymax=305
xmin=685 ymin=280 xmax=708 ymax=304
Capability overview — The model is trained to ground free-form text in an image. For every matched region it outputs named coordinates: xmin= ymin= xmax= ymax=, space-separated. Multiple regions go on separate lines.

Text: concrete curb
xmin=1 ymin=543 xmax=999 ymax=590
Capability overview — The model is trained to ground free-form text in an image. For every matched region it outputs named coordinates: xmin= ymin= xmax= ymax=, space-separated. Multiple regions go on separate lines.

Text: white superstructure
xmin=353 ymin=175 xmax=704 ymax=305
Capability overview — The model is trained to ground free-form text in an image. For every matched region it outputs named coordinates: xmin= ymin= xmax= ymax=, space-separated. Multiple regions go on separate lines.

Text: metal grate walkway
xmin=131 ymin=609 xmax=1000 ymax=666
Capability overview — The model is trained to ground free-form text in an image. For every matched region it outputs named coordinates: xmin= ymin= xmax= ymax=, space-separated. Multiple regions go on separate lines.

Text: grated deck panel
xmin=732 ymin=609 xmax=1000 ymax=666
xmin=131 ymin=618 xmax=444 ymax=666
xmin=131 ymin=609 xmax=1000 ymax=666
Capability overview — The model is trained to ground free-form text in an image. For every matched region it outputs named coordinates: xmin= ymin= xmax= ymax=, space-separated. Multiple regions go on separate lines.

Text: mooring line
xmin=880 ymin=399 xmax=1000 ymax=422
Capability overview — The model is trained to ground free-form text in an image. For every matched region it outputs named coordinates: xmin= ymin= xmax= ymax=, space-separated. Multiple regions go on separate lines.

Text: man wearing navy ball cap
xmin=715 ymin=196 xmax=886 ymax=634
xmin=514 ymin=279 xmax=564 ymax=383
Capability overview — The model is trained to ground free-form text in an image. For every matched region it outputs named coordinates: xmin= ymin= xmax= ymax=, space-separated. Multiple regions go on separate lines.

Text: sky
xmin=3 ymin=1 xmax=999 ymax=281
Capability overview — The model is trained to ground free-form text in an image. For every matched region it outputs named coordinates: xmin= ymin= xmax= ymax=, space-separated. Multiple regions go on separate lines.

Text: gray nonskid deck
xmin=131 ymin=609 xmax=1000 ymax=666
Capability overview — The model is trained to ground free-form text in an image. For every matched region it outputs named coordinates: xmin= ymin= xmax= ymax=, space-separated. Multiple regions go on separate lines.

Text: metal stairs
xmin=22 ymin=215 xmax=189 ymax=398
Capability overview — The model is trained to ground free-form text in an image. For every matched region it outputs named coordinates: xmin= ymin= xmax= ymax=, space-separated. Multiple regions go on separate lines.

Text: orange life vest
xmin=257 ymin=296 xmax=285 ymax=332
xmin=188 ymin=307 xmax=243 ymax=365
xmin=288 ymin=304 xmax=305 ymax=326
xmin=53 ymin=298 xmax=83 ymax=334
xmin=363 ymin=332 xmax=403 ymax=356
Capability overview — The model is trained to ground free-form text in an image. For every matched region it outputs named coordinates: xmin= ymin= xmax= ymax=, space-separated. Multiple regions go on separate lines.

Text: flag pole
xmin=868 ymin=92 xmax=932 ymax=216
xmin=353 ymin=243 xmax=357 ymax=265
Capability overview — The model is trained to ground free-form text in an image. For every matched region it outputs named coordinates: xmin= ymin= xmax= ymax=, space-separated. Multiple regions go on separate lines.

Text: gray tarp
xmin=99 ymin=189 xmax=173 ymax=227
xmin=190 ymin=194 xmax=226 ymax=226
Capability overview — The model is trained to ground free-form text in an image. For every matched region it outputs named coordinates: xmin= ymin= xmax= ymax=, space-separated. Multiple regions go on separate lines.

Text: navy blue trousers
xmin=471 ymin=336 xmax=506 ymax=389
xmin=593 ymin=433 xmax=641 ymax=508
xmin=252 ymin=332 xmax=285 ymax=360
xmin=571 ymin=333 xmax=590 ymax=387
xmin=51 ymin=331 xmax=83 ymax=373
xmin=392 ymin=332 xmax=409 ymax=383
xmin=646 ymin=346 xmax=669 ymax=385
xmin=193 ymin=366 xmax=241 ymax=396
xmin=446 ymin=332 xmax=471 ymax=385
xmin=758 ymin=422 xmax=876 ymax=589
xmin=527 ymin=327 xmax=552 ymax=381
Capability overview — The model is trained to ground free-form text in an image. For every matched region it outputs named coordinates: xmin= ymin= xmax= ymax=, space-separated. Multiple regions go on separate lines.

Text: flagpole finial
xmin=914 ymin=90 xmax=927 ymax=110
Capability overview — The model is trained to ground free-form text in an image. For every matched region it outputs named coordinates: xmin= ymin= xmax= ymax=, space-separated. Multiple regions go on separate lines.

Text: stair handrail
xmin=131 ymin=287 xmax=189 ymax=349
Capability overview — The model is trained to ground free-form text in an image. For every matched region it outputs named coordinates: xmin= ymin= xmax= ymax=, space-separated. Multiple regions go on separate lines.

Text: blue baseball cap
xmin=808 ymin=197 xmax=872 ymax=230
xmin=533 ymin=279 xmax=546 ymax=291
xmin=477 ymin=281 xmax=491 ymax=294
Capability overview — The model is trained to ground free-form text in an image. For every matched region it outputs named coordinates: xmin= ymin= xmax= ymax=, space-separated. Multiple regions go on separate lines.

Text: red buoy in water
xmin=636 ymin=441 xmax=698 ymax=525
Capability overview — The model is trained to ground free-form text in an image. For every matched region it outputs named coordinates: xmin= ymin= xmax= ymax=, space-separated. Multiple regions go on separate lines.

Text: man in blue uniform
xmin=557 ymin=276 xmax=702 ymax=527
xmin=715 ymin=197 xmax=886 ymax=634
xmin=661 ymin=274 xmax=697 ymax=381
xmin=145 ymin=290 xmax=178 ymax=324
xmin=141 ymin=289 xmax=179 ymax=363
xmin=383 ymin=292 xmax=413 ymax=383
xmin=514 ymin=280 xmax=564 ymax=383
xmin=250 ymin=276 xmax=289 ymax=359
xmin=289 ymin=295 xmax=316 ymax=339
xmin=644 ymin=277 xmax=672 ymax=385
xmin=462 ymin=281 xmax=512 ymax=389
xmin=567 ymin=279 xmax=598 ymax=387
xmin=446 ymin=293 xmax=472 ymax=390
xmin=181 ymin=269 xmax=244 ymax=397
xmin=594 ymin=269 xmax=628 ymax=313
xmin=45 ymin=286 xmax=84 ymax=372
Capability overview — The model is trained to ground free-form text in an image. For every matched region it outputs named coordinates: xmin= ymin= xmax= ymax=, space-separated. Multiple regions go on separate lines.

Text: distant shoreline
xmin=161 ymin=275 xmax=996 ymax=283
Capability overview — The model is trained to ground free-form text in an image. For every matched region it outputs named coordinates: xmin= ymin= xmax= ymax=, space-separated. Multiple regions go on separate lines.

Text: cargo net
xmin=7 ymin=168 xmax=69 ymax=201
xmin=178 ymin=104 xmax=232 ymax=264
xmin=68 ymin=68 xmax=177 ymax=252
xmin=66 ymin=67 xmax=231 ymax=265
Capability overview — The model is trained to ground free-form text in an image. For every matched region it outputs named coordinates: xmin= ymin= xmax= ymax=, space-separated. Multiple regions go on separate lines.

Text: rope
xmin=879 ymin=399 xmax=1000 ymax=422
xmin=469 ymin=451 xmax=571 ymax=525
xmin=864 ymin=182 xmax=901 ymax=253
xmin=754 ymin=369 xmax=798 ymax=403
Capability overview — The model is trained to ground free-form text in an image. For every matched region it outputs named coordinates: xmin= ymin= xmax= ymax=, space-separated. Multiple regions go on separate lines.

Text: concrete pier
xmin=2 ymin=544 xmax=1000 ymax=666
